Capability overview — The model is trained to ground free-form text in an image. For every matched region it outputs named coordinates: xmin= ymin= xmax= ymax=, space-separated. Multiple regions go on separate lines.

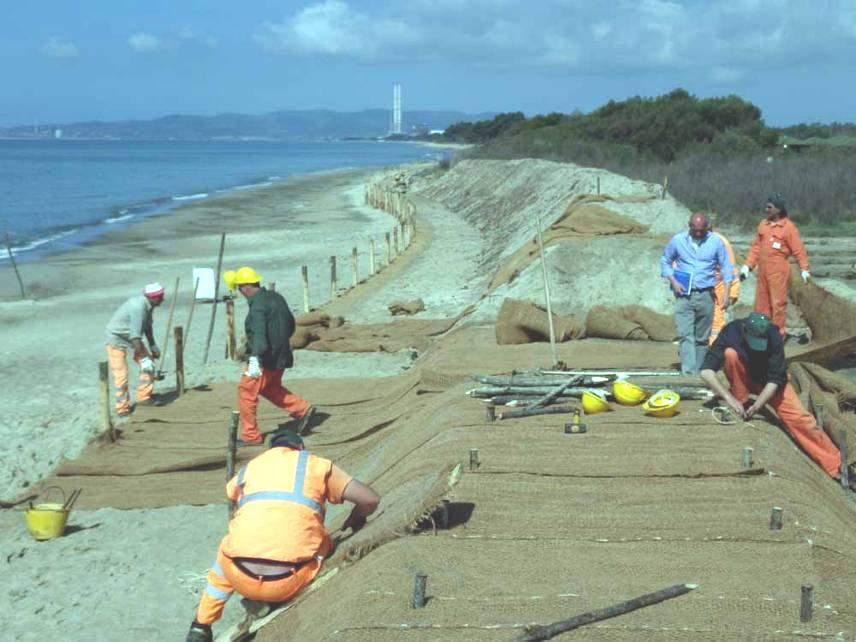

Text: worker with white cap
xmin=104 ymin=282 xmax=166 ymax=417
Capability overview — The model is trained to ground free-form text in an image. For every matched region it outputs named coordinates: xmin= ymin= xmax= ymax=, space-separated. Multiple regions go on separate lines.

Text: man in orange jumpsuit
xmin=185 ymin=428 xmax=380 ymax=642
xmin=227 ymin=266 xmax=315 ymax=445
xmin=741 ymin=194 xmax=810 ymax=336
xmin=710 ymin=221 xmax=740 ymax=345
xmin=700 ymin=313 xmax=842 ymax=481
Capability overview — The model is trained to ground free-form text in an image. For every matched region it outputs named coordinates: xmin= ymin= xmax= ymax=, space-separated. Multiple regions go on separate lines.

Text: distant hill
xmin=0 ymin=109 xmax=497 ymax=141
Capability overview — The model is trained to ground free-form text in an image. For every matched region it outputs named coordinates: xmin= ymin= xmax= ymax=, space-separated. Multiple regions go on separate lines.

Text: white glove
xmin=245 ymin=356 xmax=262 ymax=378
xmin=139 ymin=356 xmax=155 ymax=373
xmin=739 ymin=265 xmax=751 ymax=280
xmin=801 ymin=270 xmax=811 ymax=284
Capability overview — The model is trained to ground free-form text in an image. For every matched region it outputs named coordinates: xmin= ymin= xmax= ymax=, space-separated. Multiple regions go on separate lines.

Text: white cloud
xmin=254 ymin=0 xmax=856 ymax=75
xmin=128 ymin=32 xmax=162 ymax=53
xmin=42 ymin=37 xmax=79 ymax=59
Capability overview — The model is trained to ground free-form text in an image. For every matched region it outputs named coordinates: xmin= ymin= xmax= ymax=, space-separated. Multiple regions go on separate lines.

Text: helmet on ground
xmin=642 ymin=389 xmax=681 ymax=418
xmin=267 ymin=428 xmax=304 ymax=450
xmin=581 ymin=389 xmax=609 ymax=415
xmin=231 ymin=266 xmax=262 ymax=286
xmin=612 ymin=380 xmax=648 ymax=406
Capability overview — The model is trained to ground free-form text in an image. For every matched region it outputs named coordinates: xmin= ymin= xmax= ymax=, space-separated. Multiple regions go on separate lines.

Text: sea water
xmin=0 ymin=139 xmax=438 ymax=262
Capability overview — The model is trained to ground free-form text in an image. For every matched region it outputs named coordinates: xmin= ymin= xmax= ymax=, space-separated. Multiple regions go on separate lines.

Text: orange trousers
xmin=709 ymin=281 xmax=729 ymax=345
xmin=754 ymin=261 xmax=790 ymax=336
xmin=105 ymin=344 xmax=153 ymax=414
xmin=238 ymin=368 xmax=309 ymax=441
xmin=196 ymin=539 xmax=328 ymax=625
xmin=724 ymin=348 xmax=840 ymax=477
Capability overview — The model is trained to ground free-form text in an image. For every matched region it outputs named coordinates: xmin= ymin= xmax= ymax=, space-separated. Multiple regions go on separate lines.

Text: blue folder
xmin=673 ymin=269 xmax=693 ymax=295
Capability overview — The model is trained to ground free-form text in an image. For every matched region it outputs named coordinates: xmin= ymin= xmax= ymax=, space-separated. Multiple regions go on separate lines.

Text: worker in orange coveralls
xmin=225 ymin=266 xmax=315 ymax=446
xmin=740 ymin=194 xmax=810 ymax=336
xmin=185 ymin=428 xmax=380 ymax=642
xmin=700 ymin=313 xmax=844 ymax=482
xmin=709 ymin=219 xmax=741 ymax=345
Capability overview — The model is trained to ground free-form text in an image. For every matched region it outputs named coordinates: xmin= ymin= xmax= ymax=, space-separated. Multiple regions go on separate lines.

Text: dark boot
xmin=185 ymin=620 xmax=212 ymax=642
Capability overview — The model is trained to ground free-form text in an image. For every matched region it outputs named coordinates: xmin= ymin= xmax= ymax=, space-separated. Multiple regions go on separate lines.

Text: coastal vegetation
xmin=442 ymin=89 xmax=856 ymax=227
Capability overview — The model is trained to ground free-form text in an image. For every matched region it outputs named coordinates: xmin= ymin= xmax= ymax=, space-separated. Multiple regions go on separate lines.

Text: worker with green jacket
xmin=225 ymin=266 xmax=315 ymax=445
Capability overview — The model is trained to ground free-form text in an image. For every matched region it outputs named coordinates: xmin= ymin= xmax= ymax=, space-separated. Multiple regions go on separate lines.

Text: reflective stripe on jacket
xmin=222 ymin=448 xmax=333 ymax=562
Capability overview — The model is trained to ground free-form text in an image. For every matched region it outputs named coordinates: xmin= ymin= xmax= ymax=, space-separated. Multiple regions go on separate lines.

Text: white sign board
xmin=192 ymin=267 xmax=216 ymax=301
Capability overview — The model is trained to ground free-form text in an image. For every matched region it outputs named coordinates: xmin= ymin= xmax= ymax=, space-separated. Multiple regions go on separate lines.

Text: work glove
xmin=245 ymin=356 xmax=262 ymax=379
xmin=342 ymin=509 xmax=367 ymax=533
xmin=139 ymin=356 xmax=155 ymax=374
xmin=801 ymin=270 xmax=811 ymax=284
xmin=739 ymin=265 xmax=751 ymax=281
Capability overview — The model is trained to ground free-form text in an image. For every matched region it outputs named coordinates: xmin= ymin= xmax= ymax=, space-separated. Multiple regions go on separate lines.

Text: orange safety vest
xmin=222 ymin=448 xmax=333 ymax=563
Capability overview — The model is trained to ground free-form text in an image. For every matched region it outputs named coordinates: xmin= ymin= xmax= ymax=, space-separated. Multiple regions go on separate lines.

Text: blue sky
xmin=2 ymin=0 xmax=855 ymax=127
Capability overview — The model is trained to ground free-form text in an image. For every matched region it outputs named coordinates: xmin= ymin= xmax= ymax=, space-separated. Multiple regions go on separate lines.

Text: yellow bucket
xmin=25 ymin=503 xmax=69 ymax=541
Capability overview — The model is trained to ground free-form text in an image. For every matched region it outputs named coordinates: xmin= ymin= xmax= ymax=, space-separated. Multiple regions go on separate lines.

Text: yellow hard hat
xmin=231 ymin=266 xmax=262 ymax=286
xmin=612 ymin=380 xmax=649 ymax=406
xmin=642 ymin=389 xmax=681 ymax=418
xmin=581 ymin=389 xmax=609 ymax=415
xmin=223 ymin=270 xmax=237 ymax=291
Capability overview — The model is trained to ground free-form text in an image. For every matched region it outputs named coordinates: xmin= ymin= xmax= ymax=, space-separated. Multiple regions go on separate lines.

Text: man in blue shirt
xmin=660 ymin=212 xmax=734 ymax=374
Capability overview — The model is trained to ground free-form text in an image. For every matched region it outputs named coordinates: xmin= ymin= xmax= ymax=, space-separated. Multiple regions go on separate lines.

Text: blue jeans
xmin=674 ymin=290 xmax=715 ymax=374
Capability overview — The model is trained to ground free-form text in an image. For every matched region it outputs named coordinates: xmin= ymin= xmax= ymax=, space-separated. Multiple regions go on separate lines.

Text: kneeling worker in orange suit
xmin=227 ymin=266 xmax=315 ymax=445
xmin=699 ymin=313 xmax=842 ymax=480
xmin=185 ymin=428 xmax=380 ymax=642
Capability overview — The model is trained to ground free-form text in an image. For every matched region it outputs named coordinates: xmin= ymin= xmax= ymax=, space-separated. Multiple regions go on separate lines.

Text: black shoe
xmin=137 ymin=397 xmax=166 ymax=407
xmin=236 ymin=437 xmax=264 ymax=448
xmin=186 ymin=621 xmax=212 ymax=642
xmin=295 ymin=406 xmax=316 ymax=436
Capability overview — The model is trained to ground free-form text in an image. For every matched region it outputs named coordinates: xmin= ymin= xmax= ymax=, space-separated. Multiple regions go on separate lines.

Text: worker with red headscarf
xmin=741 ymin=194 xmax=810 ymax=336
xmin=104 ymin=282 xmax=166 ymax=416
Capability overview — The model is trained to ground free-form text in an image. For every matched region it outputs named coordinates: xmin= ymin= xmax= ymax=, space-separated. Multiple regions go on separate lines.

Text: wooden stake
xmin=369 ymin=240 xmax=376 ymax=275
xmin=203 ymin=232 xmax=226 ymax=364
xmin=174 ymin=326 xmax=185 ymax=396
xmin=329 ymin=255 xmax=337 ymax=300
xmin=469 ymin=448 xmax=480 ymax=471
xmin=385 ymin=232 xmax=392 ymax=264
xmin=157 ymin=276 xmax=180 ymax=372
xmin=3 ymin=229 xmax=26 ymax=299
xmin=411 ymin=573 xmax=428 ymax=608
xmin=351 ymin=247 xmax=358 ymax=287
xmin=512 ymin=583 xmax=698 ymax=642
xmin=485 ymin=405 xmax=496 ymax=422
xmin=661 ymin=176 xmax=669 ymax=200
xmin=498 ymin=405 xmax=574 ymax=420
xmin=400 ymin=220 xmax=406 ymax=248
xmin=742 ymin=447 xmax=754 ymax=469
xmin=534 ymin=213 xmax=559 ymax=368
xmin=227 ymin=410 xmax=239 ymax=518
xmin=301 ymin=265 xmax=310 ymax=313
xmin=800 ymin=584 xmax=813 ymax=622
xmin=596 ymin=176 xmax=601 ymax=196
xmin=99 ymin=361 xmax=115 ymax=442
xmin=840 ymin=428 xmax=849 ymax=490
xmin=225 ymin=297 xmax=236 ymax=360
xmin=770 ymin=506 xmax=783 ymax=530
xmin=393 ymin=227 xmax=399 ymax=255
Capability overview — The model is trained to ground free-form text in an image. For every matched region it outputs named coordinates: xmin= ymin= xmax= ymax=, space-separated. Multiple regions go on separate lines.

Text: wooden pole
xmin=662 ymin=176 xmax=669 ymax=199
xmin=400 ymin=220 xmax=406 ymax=249
xmin=183 ymin=278 xmax=200 ymax=348
xmin=596 ymin=176 xmax=600 ymax=196
xmin=840 ymin=429 xmax=850 ymax=490
xmin=411 ymin=573 xmax=428 ymax=609
xmin=800 ymin=584 xmax=813 ymax=622
xmin=369 ymin=240 xmax=376 ymax=275
xmin=770 ymin=506 xmax=783 ymax=530
xmin=498 ymin=405 xmax=575 ymax=420
xmin=99 ymin=361 xmax=115 ymax=442
xmin=227 ymin=410 xmax=239 ymax=518
xmin=203 ymin=232 xmax=227 ymax=364
xmin=3 ymin=230 xmax=26 ymax=300
xmin=174 ymin=326 xmax=185 ymax=396
xmin=534 ymin=214 xmax=559 ymax=367
xmin=330 ymin=255 xmax=337 ymax=300
xmin=485 ymin=405 xmax=496 ymax=422
xmin=385 ymin=232 xmax=391 ymax=265
xmin=301 ymin=265 xmax=310 ymax=313
xmin=351 ymin=247 xmax=358 ymax=287
xmin=225 ymin=297 xmax=236 ymax=360
xmin=157 ymin=277 xmax=180 ymax=372
xmin=512 ymin=583 xmax=698 ymax=641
